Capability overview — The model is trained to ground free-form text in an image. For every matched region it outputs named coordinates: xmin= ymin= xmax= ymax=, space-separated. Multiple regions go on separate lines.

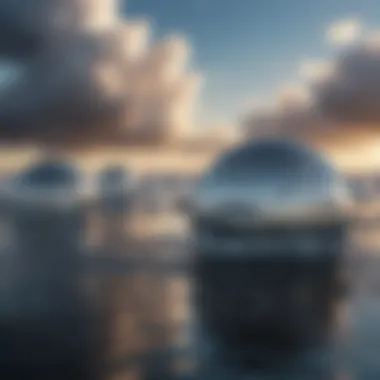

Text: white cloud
xmin=119 ymin=20 xmax=151 ymax=63
xmin=326 ymin=19 xmax=362 ymax=46
xmin=276 ymin=83 xmax=313 ymax=109
xmin=298 ymin=60 xmax=335 ymax=82
xmin=0 ymin=1 xmax=203 ymax=144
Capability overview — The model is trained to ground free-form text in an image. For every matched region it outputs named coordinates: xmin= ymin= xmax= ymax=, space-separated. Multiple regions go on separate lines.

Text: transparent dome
xmin=15 ymin=160 xmax=80 ymax=189
xmin=0 ymin=159 xmax=86 ymax=209
xmin=193 ymin=138 xmax=352 ymax=228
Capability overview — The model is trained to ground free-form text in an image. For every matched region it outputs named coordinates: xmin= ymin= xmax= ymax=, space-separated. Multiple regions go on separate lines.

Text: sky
xmin=125 ymin=0 xmax=380 ymax=127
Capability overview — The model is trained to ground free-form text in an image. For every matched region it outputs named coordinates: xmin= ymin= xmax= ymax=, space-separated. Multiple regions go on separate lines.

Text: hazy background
xmin=0 ymin=1 xmax=380 ymax=378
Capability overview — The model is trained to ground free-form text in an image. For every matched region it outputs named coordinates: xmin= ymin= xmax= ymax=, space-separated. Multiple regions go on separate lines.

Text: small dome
xmin=16 ymin=160 xmax=80 ymax=189
xmin=0 ymin=158 xmax=86 ymax=209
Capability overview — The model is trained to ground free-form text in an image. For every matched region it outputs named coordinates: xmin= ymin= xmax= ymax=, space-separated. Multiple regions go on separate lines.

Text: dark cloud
xmin=243 ymin=39 xmax=380 ymax=138
xmin=0 ymin=31 xmax=127 ymax=143
xmin=277 ymin=104 xmax=325 ymax=135
xmin=0 ymin=0 xmax=129 ymax=144
xmin=314 ymin=41 xmax=380 ymax=123
xmin=0 ymin=0 xmax=80 ymax=59
xmin=0 ymin=0 xmax=202 ymax=145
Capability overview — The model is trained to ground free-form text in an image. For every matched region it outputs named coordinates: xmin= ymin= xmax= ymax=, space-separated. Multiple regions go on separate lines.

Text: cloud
xmin=242 ymin=84 xmax=326 ymax=139
xmin=243 ymin=21 xmax=380 ymax=139
xmin=0 ymin=29 xmax=128 ymax=143
xmin=276 ymin=83 xmax=313 ymax=109
xmin=118 ymin=20 xmax=151 ymax=64
xmin=298 ymin=60 xmax=335 ymax=83
xmin=0 ymin=0 xmax=202 ymax=145
xmin=313 ymin=37 xmax=380 ymax=123
xmin=123 ymin=36 xmax=203 ymax=143
xmin=326 ymin=18 xmax=362 ymax=46
xmin=0 ymin=0 xmax=120 ymax=59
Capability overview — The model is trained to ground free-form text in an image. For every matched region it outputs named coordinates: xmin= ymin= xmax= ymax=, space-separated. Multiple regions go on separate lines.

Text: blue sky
xmin=125 ymin=0 xmax=380 ymax=127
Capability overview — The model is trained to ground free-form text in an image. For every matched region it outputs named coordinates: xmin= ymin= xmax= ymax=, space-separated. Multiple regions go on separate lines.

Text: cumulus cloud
xmin=118 ymin=20 xmax=151 ymax=64
xmin=123 ymin=37 xmax=203 ymax=143
xmin=298 ymin=60 xmax=335 ymax=83
xmin=243 ymin=18 xmax=380 ymax=139
xmin=276 ymin=84 xmax=313 ymax=110
xmin=313 ymin=37 xmax=380 ymax=123
xmin=326 ymin=18 xmax=362 ymax=46
xmin=0 ymin=0 xmax=119 ymax=59
xmin=242 ymin=84 xmax=326 ymax=139
xmin=0 ymin=31 xmax=127 ymax=142
xmin=0 ymin=0 xmax=202 ymax=145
